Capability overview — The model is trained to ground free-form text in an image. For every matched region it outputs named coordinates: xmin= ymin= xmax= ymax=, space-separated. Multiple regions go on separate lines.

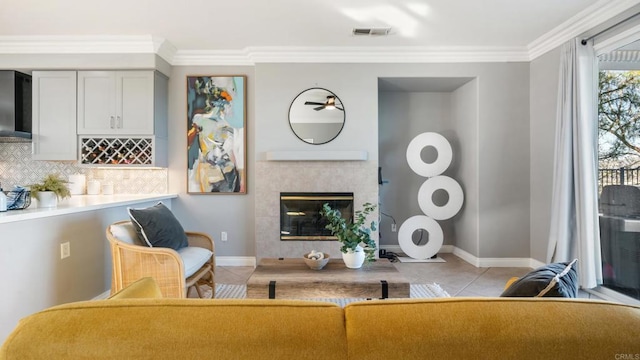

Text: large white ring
xmin=406 ymin=132 xmax=452 ymax=177
xmin=398 ymin=215 xmax=443 ymax=260
xmin=418 ymin=176 xmax=464 ymax=220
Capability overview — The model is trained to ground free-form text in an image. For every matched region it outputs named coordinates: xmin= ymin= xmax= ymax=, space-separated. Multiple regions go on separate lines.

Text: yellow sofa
xmin=2 ymin=278 xmax=639 ymax=360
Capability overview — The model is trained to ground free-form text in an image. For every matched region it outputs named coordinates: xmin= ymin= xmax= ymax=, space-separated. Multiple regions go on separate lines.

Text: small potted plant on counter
xmin=29 ymin=174 xmax=71 ymax=208
xmin=320 ymin=202 xmax=377 ymax=269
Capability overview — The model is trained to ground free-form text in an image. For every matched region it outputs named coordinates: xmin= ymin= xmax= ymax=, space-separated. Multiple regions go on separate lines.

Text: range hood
xmin=0 ymin=71 xmax=32 ymax=142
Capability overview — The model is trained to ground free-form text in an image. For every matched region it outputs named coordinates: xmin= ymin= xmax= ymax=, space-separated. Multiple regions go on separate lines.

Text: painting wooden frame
xmin=186 ymin=75 xmax=247 ymax=194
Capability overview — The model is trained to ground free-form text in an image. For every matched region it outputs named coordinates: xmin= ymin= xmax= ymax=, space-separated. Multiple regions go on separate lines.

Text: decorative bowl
xmin=303 ymin=252 xmax=330 ymax=270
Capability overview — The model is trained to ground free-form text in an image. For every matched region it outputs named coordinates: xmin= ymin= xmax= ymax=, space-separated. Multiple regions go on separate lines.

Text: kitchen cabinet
xmin=77 ymin=71 xmax=168 ymax=167
xmin=31 ymin=71 xmax=77 ymax=160
xmin=77 ymin=71 xmax=156 ymax=135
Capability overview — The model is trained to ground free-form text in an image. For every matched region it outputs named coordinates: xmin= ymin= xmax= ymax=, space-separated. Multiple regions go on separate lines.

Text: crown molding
xmin=250 ymin=46 xmax=531 ymax=63
xmin=173 ymin=46 xmax=529 ymax=65
xmin=527 ymin=0 xmax=640 ymax=60
xmin=172 ymin=49 xmax=253 ymax=66
xmin=153 ymin=37 xmax=178 ymax=64
xmin=0 ymin=35 xmax=160 ymax=54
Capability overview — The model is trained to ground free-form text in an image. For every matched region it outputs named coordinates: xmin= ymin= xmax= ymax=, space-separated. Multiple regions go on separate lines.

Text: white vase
xmin=342 ymin=245 xmax=365 ymax=269
xmin=36 ymin=191 xmax=58 ymax=208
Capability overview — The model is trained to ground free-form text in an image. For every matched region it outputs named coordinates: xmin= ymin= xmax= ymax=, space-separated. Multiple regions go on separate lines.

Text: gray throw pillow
xmin=500 ymin=259 xmax=578 ymax=298
xmin=127 ymin=202 xmax=189 ymax=251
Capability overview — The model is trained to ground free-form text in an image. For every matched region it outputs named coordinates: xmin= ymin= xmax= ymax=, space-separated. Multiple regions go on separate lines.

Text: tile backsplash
xmin=0 ymin=143 xmax=167 ymax=194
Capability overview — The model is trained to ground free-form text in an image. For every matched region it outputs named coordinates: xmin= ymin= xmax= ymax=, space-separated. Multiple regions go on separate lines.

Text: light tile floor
xmin=214 ymin=253 xmax=602 ymax=299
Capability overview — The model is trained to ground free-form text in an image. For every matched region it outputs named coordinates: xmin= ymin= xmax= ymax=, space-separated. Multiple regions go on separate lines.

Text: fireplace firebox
xmin=280 ymin=192 xmax=354 ymax=241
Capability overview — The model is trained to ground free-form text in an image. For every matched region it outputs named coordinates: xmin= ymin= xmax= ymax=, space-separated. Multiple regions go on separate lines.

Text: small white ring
xmin=418 ymin=176 xmax=464 ymax=220
xmin=398 ymin=215 xmax=444 ymax=260
xmin=406 ymin=132 xmax=452 ymax=177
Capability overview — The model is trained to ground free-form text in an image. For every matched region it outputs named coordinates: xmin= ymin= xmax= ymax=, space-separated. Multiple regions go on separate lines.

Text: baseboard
xmin=440 ymin=245 xmax=455 ymax=253
xmin=451 ymin=247 xmax=480 ymax=267
xmin=381 ymin=244 xmax=537 ymax=268
xmin=478 ymin=257 xmax=536 ymax=268
xmin=217 ymin=256 xmax=256 ymax=267
xmin=529 ymin=258 xmax=546 ymax=269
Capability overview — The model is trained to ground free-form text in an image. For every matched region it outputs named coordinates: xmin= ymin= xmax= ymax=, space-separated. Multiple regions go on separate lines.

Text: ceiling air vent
xmin=352 ymin=28 xmax=391 ymax=36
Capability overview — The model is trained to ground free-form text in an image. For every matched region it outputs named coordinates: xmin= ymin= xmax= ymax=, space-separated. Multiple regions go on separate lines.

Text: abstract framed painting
xmin=187 ymin=75 xmax=247 ymax=194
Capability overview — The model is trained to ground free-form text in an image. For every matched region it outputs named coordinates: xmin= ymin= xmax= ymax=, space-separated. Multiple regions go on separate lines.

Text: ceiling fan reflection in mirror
xmin=304 ymin=96 xmax=344 ymax=111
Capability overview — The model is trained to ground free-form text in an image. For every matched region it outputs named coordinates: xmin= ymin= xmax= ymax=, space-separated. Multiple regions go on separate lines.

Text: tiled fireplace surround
xmin=255 ymin=160 xmax=378 ymax=260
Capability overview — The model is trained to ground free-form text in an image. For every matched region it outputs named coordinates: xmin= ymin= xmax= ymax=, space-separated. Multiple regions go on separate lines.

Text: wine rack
xmin=80 ymin=137 xmax=155 ymax=166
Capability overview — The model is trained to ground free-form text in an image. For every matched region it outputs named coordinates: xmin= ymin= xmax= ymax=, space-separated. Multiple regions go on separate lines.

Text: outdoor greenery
xmin=321 ymin=202 xmax=377 ymax=263
xmin=599 ymin=70 xmax=640 ymax=167
xmin=29 ymin=174 xmax=71 ymax=200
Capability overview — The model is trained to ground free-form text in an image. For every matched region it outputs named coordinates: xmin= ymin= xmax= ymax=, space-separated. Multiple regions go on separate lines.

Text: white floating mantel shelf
xmin=266 ymin=150 xmax=368 ymax=161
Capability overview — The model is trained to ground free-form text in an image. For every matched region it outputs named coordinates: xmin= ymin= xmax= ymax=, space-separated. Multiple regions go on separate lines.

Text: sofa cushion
xmin=500 ymin=259 xmax=578 ymax=297
xmin=1 ymin=299 xmax=348 ymax=360
xmin=128 ymin=202 xmax=188 ymax=251
xmin=178 ymin=246 xmax=213 ymax=278
xmin=344 ymin=297 xmax=640 ymax=360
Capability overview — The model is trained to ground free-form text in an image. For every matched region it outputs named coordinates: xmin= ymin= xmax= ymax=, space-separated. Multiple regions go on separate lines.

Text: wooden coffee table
xmin=246 ymin=258 xmax=410 ymax=299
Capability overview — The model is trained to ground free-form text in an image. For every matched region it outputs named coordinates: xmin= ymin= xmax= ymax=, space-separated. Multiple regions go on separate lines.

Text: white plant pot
xmin=36 ymin=191 xmax=58 ymax=208
xmin=342 ymin=245 xmax=365 ymax=269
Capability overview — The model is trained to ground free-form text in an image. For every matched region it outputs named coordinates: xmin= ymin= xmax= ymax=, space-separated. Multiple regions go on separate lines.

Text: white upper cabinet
xmin=31 ymin=71 xmax=77 ymax=160
xmin=77 ymin=71 xmax=154 ymax=135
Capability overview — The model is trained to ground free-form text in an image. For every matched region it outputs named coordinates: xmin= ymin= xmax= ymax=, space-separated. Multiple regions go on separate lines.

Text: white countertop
xmin=0 ymin=194 xmax=178 ymax=224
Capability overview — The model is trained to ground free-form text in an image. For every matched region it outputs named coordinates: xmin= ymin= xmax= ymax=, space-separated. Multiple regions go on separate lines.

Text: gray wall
xmin=378 ymin=91 xmax=457 ymax=247
xmin=254 ymin=63 xmax=379 ymax=159
xmin=376 ymin=63 xmax=529 ymax=258
xmin=167 ymin=66 xmax=256 ymax=257
xmin=250 ymin=62 xmax=530 ymax=258
xmin=0 ymin=199 xmax=165 ymax=343
xmin=475 ymin=64 xmax=530 ymax=258
xmin=529 ymin=47 xmax=561 ymax=262
xmin=451 ymin=79 xmax=480 ymax=256
xmin=0 ymin=55 xmax=532 ymax=261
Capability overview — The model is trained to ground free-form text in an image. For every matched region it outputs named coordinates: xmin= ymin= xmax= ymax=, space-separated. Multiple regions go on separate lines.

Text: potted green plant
xmin=29 ymin=174 xmax=71 ymax=208
xmin=320 ymin=202 xmax=377 ymax=269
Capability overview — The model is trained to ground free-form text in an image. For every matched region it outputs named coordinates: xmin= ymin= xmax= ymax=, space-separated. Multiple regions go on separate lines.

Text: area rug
xmin=207 ymin=283 xmax=450 ymax=306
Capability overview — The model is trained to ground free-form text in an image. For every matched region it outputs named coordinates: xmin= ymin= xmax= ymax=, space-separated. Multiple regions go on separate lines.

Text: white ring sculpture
xmin=399 ymin=132 xmax=464 ymax=260
xmin=405 ymin=132 xmax=452 ymax=178
xmin=397 ymin=215 xmax=444 ymax=260
xmin=417 ymin=175 xmax=464 ymax=220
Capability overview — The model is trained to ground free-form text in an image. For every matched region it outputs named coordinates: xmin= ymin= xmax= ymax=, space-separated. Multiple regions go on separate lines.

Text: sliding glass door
xmin=597 ymin=46 xmax=640 ymax=301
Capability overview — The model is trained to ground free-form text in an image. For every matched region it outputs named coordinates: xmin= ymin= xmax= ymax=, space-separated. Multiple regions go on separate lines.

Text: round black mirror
xmin=288 ymin=88 xmax=345 ymax=145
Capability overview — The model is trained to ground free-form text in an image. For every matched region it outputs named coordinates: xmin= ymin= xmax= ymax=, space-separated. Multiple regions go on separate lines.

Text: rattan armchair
xmin=106 ymin=220 xmax=215 ymax=298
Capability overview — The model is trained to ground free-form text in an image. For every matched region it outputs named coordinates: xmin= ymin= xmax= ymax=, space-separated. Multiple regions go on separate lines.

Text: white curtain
xmin=547 ymin=38 xmax=602 ymax=289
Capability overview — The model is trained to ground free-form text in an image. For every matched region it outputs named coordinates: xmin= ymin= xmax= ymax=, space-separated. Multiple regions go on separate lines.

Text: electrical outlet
xmin=60 ymin=242 xmax=70 ymax=259
xmin=391 ymin=223 xmax=397 ymax=232
xmin=221 ymin=231 xmax=228 ymax=242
